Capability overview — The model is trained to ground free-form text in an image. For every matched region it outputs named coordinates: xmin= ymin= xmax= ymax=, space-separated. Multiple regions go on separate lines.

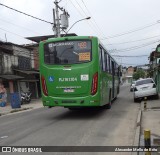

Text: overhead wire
xmin=75 ymin=0 xmax=106 ymax=38
xmin=101 ymin=21 xmax=160 ymax=40
xmin=68 ymin=0 xmax=97 ymax=34
xmin=112 ymin=55 xmax=148 ymax=57
xmin=105 ymin=34 xmax=160 ymax=45
xmin=0 ymin=18 xmax=42 ymax=35
xmin=69 ymin=0 xmax=104 ymax=38
xmin=109 ymin=39 xmax=160 ymax=53
xmin=120 ymin=62 xmax=149 ymax=66
xmin=80 ymin=0 xmax=106 ymax=38
xmin=0 ymin=27 xmax=30 ymax=40
xmin=0 ymin=2 xmax=53 ymax=24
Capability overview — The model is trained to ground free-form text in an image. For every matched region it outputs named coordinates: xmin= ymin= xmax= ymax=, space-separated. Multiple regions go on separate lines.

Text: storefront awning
xmin=13 ymin=69 xmax=39 ymax=74
xmin=26 ymin=34 xmax=77 ymax=43
xmin=0 ymin=75 xmax=24 ymax=80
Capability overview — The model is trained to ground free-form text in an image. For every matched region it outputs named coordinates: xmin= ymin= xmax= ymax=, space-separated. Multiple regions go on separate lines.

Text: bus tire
xmin=105 ymin=101 xmax=111 ymax=109
xmin=103 ymin=91 xmax=111 ymax=109
xmin=68 ymin=108 xmax=78 ymax=110
xmin=117 ymin=86 xmax=120 ymax=94
xmin=68 ymin=108 xmax=74 ymax=110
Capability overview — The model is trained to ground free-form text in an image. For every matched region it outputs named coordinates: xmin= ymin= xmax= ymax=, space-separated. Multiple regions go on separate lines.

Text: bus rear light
xmin=41 ymin=75 xmax=48 ymax=96
xmin=91 ymin=72 xmax=98 ymax=95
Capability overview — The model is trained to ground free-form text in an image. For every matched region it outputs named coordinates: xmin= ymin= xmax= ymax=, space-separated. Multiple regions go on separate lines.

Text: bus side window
xmin=111 ymin=61 xmax=115 ymax=75
xmin=110 ymin=58 xmax=112 ymax=74
xmin=102 ymin=49 xmax=106 ymax=71
xmin=108 ymin=56 xmax=111 ymax=73
xmin=99 ymin=47 xmax=103 ymax=70
xmin=106 ymin=54 xmax=109 ymax=73
xmin=104 ymin=51 xmax=108 ymax=72
xmin=116 ymin=64 xmax=119 ymax=76
xmin=114 ymin=63 xmax=116 ymax=75
xmin=114 ymin=63 xmax=116 ymax=76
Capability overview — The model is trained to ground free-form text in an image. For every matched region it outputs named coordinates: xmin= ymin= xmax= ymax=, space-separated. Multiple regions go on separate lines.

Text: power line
xmin=120 ymin=62 xmax=149 ymax=66
xmin=80 ymin=0 xmax=106 ymax=38
xmin=105 ymin=34 xmax=160 ymax=45
xmin=75 ymin=0 xmax=105 ymax=38
xmin=0 ymin=27 xmax=40 ymax=44
xmin=69 ymin=0 xmax=103 ymax=36
xmin=118 ymin=40 xmax=159 ymax=52
xmin=101 ymin=21 xmax=160 ymax=40
xmin=0 ymin=27 xmax=29 ymax=39
xmin=110 ymin=39 xmax=160 ymax=53
xmin=0 ymin=18 xmax=42 ymax=35
xmin=0 ymin=2 xmax=53 ymax=24
xmin=69 ymin=0 xmax=104 ymax=38
xmin=112 ymin=55 xmax=148 ymax=57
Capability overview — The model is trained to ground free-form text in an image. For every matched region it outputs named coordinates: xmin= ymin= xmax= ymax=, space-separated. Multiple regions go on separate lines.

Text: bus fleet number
xmin=78 ymin=42 xmax=87 ymax=49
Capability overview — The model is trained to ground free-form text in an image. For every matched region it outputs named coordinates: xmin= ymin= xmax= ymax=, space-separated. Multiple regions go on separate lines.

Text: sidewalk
xmin=0 ymin=99 xmax=43 ymax=116
xmin=139 ymin=95 xmax=160 ymax=154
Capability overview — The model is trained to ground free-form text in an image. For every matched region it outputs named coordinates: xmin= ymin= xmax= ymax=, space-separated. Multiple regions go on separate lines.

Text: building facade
xmin=150 ymin=44 xmax=160 ymax=93
xmin=122 ymin=66 xmax=134 ymax=84
xmin=0 ymin=41 xmax=40 ymax=103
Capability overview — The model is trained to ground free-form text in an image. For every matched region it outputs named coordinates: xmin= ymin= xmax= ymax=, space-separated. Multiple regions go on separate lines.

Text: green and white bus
xmin=39 ymin=36 xmax=121 ymax=109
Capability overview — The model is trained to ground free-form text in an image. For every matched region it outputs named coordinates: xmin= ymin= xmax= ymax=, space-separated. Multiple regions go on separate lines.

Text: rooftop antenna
xmin=5 ymin=33 xmax=7 ymax=42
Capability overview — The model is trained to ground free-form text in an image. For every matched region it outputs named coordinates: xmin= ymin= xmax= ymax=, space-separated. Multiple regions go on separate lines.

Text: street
xmin=0 ymin=85 xmax=140 ymax=154
xmin=1 ymin=1 xmax=160 ymax=155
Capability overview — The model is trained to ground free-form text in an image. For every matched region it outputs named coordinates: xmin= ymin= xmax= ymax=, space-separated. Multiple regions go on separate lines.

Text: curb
xmin=132 ymin=109 xmax=142 ymax=155
xmin=0 ymin=107 xmax=34 ymax=117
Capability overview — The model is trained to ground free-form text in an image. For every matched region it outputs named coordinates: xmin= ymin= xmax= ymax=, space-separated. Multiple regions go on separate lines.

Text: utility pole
xmin=55 ymin=0 xmax=61 ymax=37
xmin=53 ymin=0 xmax=69 ymax=37
xmin=52 ymin=8 xmax=56 ymax=36
xmin=52 ymin=1 xmax=90 ymax=38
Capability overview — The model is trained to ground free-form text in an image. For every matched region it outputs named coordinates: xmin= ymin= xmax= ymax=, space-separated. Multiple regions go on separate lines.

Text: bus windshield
xmin=44 ymin=40 xmax=91 ymax=65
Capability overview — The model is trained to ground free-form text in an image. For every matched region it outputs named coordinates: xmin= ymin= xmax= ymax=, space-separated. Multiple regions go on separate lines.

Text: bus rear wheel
xmin=103 ymin=90 xmax=112 ymax=109
xmin=103 ymin=101 xmax=111 ymax=109
xmin=68 ymin=108 xmax=81 ymax=110
xmin=103 ymin=93 xmax=112 ymax=109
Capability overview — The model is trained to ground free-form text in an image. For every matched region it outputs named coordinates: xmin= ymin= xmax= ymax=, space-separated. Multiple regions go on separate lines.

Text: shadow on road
xmin=49 ymin=108 xmax=108 ymax=120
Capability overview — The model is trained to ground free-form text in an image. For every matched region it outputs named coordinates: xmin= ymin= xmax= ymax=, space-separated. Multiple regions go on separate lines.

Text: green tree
xmin=133 ymin=69 xmax=145 ymax=80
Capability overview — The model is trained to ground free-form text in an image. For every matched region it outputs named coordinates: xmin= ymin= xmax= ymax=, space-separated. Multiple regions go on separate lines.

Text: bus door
xmin=111 ymin=61 xmax=115 ymax=99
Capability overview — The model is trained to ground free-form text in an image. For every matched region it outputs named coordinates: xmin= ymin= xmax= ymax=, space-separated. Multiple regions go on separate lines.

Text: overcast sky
xmin=0 ymin=0 xmax=160 ymax=66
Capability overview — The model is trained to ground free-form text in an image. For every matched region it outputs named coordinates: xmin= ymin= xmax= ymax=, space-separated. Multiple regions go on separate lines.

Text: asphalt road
xmin=0 ymin=84 xmax=140 ymax=155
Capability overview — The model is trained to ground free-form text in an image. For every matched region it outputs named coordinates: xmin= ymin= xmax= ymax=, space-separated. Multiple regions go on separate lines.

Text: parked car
xmin=134 ymin=78 xmax=159 ymax=102
xmin=130 ymin=81 xmax=136 ymax=92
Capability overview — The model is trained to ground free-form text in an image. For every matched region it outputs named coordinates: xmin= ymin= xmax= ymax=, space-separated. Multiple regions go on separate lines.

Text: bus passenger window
xmin=116 ymin=64 xmax=119 ymax=76
xmin=99 ymin=47 xmax=103 ymax=70
xmin=110 ymin=59 xmax=112 ymax=74
xmin=106 ymin=54 xmax=109 ymax=72
xmin=108 ymin=57 xmax=111 ymax=73
xmin=102 ymin=49 xmax=106 ymax=71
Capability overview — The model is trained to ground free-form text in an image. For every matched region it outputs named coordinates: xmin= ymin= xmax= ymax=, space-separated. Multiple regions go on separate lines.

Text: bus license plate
xmin=64 ymin=89 xmax=74 ymax=93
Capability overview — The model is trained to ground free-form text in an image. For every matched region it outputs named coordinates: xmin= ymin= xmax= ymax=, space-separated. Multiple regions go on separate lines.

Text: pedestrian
xmin=0 ymin=83 xmax=7 ymax=106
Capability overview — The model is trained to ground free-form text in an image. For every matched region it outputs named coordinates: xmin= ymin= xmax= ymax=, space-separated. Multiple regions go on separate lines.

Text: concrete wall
xmin=3 ymin=54 xmax=14 ymax=74
xmin=13 ymin=46 xmax=34 ymax=69
xmin=1 ymin=45 xmax=35 ymax=74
